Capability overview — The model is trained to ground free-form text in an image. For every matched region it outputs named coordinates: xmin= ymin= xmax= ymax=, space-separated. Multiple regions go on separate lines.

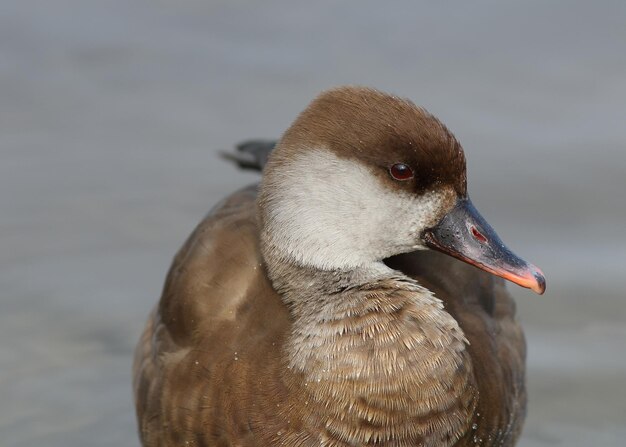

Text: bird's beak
xmin=422 ymin=198 xmax=546 ymax=294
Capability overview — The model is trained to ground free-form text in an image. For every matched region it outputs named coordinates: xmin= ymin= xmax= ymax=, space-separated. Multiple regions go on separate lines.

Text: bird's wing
xmin=133 ymin=185 xmax=290 ymax=446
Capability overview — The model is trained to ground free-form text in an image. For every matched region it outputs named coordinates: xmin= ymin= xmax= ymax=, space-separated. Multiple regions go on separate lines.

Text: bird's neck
xmin=263 ymin=253 xmax=478 ymax=445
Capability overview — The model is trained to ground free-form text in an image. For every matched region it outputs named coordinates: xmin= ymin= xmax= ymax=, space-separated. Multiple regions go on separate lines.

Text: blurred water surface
xmin=1 ymin=1 xmax=625 ymax=446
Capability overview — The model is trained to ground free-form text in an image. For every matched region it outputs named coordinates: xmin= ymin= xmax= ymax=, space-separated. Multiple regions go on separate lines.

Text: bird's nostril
xmin=471 ymin=226 xmax=487 ymax=243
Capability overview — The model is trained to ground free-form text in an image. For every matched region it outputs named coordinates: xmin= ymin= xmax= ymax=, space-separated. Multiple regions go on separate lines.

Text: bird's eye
xmin=389 ymin=163 xmax=414 ymax=181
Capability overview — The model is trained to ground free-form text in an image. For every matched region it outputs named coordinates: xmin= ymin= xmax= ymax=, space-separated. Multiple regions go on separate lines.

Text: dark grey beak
xmin=422 ymin=198 xmax=546 ymax=294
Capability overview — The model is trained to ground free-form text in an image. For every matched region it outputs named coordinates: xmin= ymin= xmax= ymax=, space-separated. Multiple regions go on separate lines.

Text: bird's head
xmin=259 ymin=86 xmax=545 ymax=294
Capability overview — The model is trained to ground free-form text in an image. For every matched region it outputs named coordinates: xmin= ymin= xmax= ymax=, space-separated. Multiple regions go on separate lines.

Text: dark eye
xmin=389 ymin=163 xmax=414 ymax=181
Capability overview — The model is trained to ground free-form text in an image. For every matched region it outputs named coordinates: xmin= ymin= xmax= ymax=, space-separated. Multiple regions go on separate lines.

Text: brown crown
xmin=278 ymin=86 xmax=467 ymax=196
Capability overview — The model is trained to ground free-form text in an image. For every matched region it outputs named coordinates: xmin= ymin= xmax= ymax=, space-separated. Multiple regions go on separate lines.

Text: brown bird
xmin=133 ymin=86 xmax=546 ymax=447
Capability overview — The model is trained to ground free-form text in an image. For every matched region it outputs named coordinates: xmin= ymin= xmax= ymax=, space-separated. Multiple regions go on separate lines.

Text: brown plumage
xmin=134 ymin=87 xmax=538 ymax=446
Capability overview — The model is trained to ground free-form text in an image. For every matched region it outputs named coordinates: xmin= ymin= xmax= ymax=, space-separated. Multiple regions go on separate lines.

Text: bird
xmin=133 ymin=86 xmax=546 ymax=447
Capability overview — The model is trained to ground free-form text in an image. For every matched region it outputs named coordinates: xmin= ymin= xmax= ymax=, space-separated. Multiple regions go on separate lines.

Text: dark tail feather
xmin=220 ymin=140 xmax=277 ymax=172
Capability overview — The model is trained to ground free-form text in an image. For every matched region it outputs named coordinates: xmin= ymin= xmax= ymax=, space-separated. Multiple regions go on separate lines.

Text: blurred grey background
xmin=1 ymin=1 xmax=625 ymax=446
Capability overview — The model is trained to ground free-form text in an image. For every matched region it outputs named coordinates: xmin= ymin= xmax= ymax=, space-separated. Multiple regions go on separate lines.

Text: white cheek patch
xmin=261 ymin=149 xmax=449 ymax=270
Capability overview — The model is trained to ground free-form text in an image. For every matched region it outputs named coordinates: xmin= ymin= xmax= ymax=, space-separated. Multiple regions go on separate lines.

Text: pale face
xmin=259 ymin=148 xmax=456 ymax=270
